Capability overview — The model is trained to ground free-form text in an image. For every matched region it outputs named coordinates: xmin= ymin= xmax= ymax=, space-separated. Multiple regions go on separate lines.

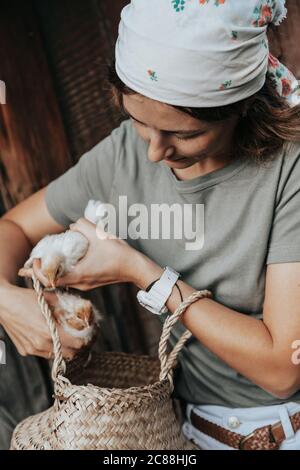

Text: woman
xmin=1 ymin=0 xmax=300 ymax=450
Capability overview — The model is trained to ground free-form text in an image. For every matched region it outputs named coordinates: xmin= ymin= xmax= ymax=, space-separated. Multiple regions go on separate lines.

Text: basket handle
xmin=31 ymin=273 xmax=68 ymax=390
xmin=158 ymin=290 xmax=212 ymax=388
xmin=32 ymin=272 xmax=211 ymax=392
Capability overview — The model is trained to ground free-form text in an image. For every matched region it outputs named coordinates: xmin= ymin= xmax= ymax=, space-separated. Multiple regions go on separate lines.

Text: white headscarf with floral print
xmin=115 ymin=0 xmax=300 ymax=107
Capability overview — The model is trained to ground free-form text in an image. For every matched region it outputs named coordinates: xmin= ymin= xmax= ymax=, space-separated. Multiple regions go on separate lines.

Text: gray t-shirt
xmin=45 ymin=119 xmax=300 ymax=408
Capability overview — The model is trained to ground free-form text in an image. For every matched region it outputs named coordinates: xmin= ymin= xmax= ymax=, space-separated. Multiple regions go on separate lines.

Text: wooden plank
xmin=34 ymin=0 xmax=127 ymax=161
xmin=0 ymin=0 xmax=71 ymax=209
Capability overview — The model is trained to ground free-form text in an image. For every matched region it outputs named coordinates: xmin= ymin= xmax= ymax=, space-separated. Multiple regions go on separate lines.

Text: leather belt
xmin=189 ymin=409 xmax=300 ymax=450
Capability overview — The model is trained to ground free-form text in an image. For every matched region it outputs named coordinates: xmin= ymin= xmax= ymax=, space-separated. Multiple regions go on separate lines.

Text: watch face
xmin=137 ymin=290 xmax=160 ymax=314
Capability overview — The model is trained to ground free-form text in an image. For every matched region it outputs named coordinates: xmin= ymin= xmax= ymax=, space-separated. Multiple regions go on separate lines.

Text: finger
xmin=95 ymin=224 xmax=111 ymax=240
xmin=43 ymin=290 xmax=59 ymax=305
xmin=55 ymin=271 xmax=80 ymax=287
xmin=4 ymin=327 xmax=27 ymax=356
xmin=27 ymin=347 xmax=54 ymax=360
xmin=54 ymin=274 xmax=74 ymax=286
xmin=70 ymin=218 xmax=115 ymax=241
xmin=23 ymin=336 xmax=53 ymax=359
xmin=56 ymin=283 xmax=87 ymax=291
xmin=73 ymin=217 xmax=94 ymax=229
xmin=30 ymin=339 xmax=55 ymax=359
xmin=18 ymin=267 xmax=33 ymax=278
xmin=70 ymin=218 xmax=95 ymax=237
xmin=57 ymin=280 xmax=117 ymax=290
xmin=58 ymin=281 xmax=97 ymax=291
xmin=35 ymin=349 xmax=54 ymax=360
xmin=61 ymin=347 xmax=78 ymax=361
xmin=32 ymin=258 xmax=51 ymax=287
xmin=5 ymin=325 xmax=52 ymax=359
xmin=58 ymin=326 xmax=86 ymax=350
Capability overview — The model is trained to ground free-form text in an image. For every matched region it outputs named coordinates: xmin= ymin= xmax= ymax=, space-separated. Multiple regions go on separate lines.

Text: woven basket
xmin=11 ymin=274 xmax=211 ymax=450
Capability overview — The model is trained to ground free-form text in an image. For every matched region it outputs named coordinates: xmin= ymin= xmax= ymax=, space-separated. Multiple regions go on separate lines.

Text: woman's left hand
xmin=53 ymin=218 xmax=138 ymax=291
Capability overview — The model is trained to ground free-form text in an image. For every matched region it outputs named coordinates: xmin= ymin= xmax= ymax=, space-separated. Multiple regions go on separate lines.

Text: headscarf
xmin=115 ymin=0 xmax=300 ymax=107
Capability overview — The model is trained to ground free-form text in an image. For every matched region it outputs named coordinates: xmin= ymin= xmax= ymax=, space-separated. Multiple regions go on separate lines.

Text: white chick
xmin=20 ymin=231 xmax=89 ymax=287
xmin=50 ymin=290 xmax=102 ymax=345
xmin=19 ymin=199 xmax=108 ymax=287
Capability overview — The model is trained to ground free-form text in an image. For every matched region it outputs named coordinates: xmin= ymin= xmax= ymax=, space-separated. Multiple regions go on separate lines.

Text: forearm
xmin=0 ymin=219 xmax=32 ymax=286
xmin=131 ymin=252 xmax=295 ymax=397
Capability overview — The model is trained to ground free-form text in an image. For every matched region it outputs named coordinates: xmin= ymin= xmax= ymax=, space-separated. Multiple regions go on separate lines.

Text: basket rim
xmin=56 ymin=374 xmax=172 ymax=402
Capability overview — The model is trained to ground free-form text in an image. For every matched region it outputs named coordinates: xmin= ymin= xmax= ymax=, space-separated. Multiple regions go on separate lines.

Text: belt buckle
xmin=239 ymin=431 xmax=256 ymax=450
xmin=239 ymin=425 xmax=279 ymax=450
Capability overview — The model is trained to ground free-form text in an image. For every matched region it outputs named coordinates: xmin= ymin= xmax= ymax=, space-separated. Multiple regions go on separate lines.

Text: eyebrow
xmin=122 ymin=104 xmax=205 ymax=135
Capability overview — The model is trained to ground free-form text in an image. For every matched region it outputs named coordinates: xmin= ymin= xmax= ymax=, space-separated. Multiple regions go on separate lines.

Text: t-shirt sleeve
xmin=45 ymin=120 xmax=127 ymax=228
xmin=266 ymin=143 xmax=300 ymax=264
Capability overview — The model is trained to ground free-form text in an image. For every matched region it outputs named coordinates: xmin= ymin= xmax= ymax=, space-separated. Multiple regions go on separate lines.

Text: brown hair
xmin=106 ymin=58 xmax=300 ymax=165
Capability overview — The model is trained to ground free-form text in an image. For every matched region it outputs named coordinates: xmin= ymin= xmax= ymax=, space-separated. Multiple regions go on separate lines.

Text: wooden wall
xmin=0 ymin=1 xmax=71 ymax=209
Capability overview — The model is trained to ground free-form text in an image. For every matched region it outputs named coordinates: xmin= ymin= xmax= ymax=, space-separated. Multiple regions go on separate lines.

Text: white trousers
xmin=182 ymin=402 xmax=300 ymax=450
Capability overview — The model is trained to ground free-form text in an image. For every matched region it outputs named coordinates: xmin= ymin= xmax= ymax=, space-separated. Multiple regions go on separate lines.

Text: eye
xmin=175 ymin=133 xmax=204 ymax=141
xmin=130 ymin=117 xmax=204 ymax=141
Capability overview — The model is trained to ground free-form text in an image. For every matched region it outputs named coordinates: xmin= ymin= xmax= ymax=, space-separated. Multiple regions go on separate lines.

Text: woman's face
xmin=122 ymin=93 xmax=239 ymax=170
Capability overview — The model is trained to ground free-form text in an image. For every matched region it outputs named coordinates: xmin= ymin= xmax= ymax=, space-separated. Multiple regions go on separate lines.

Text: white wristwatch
xmin=136 ymin=266 xmax=180 ymax=315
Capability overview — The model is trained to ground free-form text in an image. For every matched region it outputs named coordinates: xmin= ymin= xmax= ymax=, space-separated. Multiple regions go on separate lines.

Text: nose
xmin=147 ymin=129 xmax=175 ymax=162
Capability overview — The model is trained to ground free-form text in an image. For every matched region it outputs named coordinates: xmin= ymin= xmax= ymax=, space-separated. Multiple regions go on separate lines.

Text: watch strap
xmin=137 ymin=266 xmax=180 ymax=314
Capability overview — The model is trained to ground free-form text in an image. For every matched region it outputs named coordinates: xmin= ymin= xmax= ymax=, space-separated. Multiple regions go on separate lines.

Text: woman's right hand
xmin=0 ymin=283 xmax=85 ymax=360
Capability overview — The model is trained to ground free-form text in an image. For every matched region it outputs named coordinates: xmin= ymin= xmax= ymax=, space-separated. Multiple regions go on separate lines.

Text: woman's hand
xmin=0 ymin=283 xmax=86 ymax=359
xmin=40 ymin=218 xmax=139 ymax=291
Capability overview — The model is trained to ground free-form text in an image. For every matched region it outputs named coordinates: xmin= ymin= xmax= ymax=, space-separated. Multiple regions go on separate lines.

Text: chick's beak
xmin=77 ymin=305 xmax=93 ymax=328
xmin=44 ymin=268 xmax=58 ymax=288
xmin=48 ymin=274 xmax=57 ymax=289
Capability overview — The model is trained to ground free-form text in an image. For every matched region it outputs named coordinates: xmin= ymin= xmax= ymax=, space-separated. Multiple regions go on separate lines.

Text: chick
xmin=19 ymin=231 xmax=89 ymax=288
xmin=18 ymin=199 xmax=108 ymax=287
xmin=50 ymin=290 xmax=102 ymax=345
